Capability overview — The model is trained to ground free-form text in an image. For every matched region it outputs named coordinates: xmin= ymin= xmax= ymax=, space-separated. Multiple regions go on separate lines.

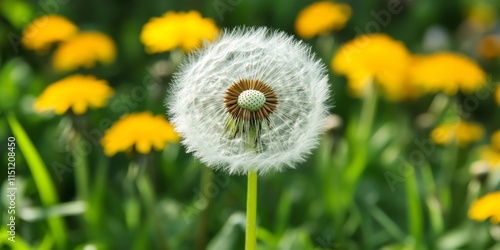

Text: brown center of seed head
xmin=224 ymin=79 xmax=278 ymax=123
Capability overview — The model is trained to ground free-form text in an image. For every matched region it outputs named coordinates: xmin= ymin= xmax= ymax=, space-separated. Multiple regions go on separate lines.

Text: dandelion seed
xmin=168 ymin=27 xmax=330 ymax=174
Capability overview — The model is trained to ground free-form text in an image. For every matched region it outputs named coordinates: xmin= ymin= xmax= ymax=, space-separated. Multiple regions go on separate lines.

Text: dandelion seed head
xmin=237 ymin=90 xmax=266 ymax=111
xmin=168 ymin=27 xmax=330 ymax=175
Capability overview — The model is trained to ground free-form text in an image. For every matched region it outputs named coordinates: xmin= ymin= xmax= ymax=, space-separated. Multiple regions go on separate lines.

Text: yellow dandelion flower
xmin=477 ymin=35 xmax=500 ymax=59
xmin=22 ymin=15 xmax=78 ymax=52
xmin=140 ymin=10 xmax=219 ymax=53
xmin=332 ymin=34 xmax=413 ymax=100
xmin=409 ymin=52 xmax=486 ymax=95
xmin=101 ymin=112 xmax=180 ymax=156
xmin=52 ymin=32 xmax=117 ymax=72
xmin=469 ymin=192 xmax=500 ymax=223
xmin=34 ymin=75 xmax=114 ymax=115
xmin=295 ymin=1 xmax=351 ymax=39
xmin=491 ymin=130 xmax=500 ymax=151
xmin=430 ymin=120 xmax=484 ymax=147
xmin=479 ymin=146 xmax=500 ymax=170
xmin=479 ymin=130 xmax=500 ymax=170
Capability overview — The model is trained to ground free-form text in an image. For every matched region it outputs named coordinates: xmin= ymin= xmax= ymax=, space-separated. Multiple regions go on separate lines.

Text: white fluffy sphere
xmin=168 ymin=27 xmax=330 ymax=175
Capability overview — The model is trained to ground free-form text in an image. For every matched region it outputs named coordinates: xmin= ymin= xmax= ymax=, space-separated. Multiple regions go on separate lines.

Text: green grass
xmin=1 ymin=0 xmax=500 ymax=249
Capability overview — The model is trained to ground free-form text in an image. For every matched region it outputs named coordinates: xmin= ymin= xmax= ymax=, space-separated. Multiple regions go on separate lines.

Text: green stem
xmin=437 ymin=96 xmax=459 ymax=214
xmin=67 ymin=113 xmax=90 ymax=202
xmin=406 ymin=164 xmax=423 ymax=248
xmin=334 ymin=81 xmax=378 ymax=240
xmin=72 ymin=133 xmax=89 ymax=201
xmin=197 ymin=167 xmax=213 ymax=250
xmin=137 ymin=173 xmax=169 ymax=250
xmin=344 ymin=81 xmax=378 ymax=198
xmin=358 ymin=81 xmax=378 ymax=143
xmin=316 ymin=34 xmax=335 ymax=59
xmin=245 ymin=171 xmax=258 ymax=250
xmin=427 ymin=93 xmax=450 ymax=118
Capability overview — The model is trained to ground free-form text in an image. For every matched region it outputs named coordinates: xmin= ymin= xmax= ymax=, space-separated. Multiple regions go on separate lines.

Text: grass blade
xmin=405 ymin=164 xmax=423 ymax=249
xmin=6 ymin=112 xmax=67 ymax=247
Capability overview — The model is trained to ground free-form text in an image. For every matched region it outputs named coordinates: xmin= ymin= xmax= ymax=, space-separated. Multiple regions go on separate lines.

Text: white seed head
xmin=168 ymin=27 xmax=331 ymax=175
xmin=237 ymin=90 xmax=266 ymax=111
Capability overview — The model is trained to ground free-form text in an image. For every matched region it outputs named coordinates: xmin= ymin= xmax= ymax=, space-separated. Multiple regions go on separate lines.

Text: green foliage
xmin=1 ymin=0 xmax=500 ymax=249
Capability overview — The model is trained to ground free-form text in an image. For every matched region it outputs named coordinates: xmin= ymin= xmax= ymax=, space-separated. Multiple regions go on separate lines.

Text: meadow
xmin=1 ymin=0 xmax=500 ymax=249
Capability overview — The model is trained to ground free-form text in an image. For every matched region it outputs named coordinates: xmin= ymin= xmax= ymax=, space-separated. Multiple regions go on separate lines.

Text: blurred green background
xmin=1 ymin=0 xmax=500 ymax=249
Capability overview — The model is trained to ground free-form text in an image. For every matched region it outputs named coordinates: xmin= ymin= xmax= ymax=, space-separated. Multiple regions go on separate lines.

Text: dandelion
xmin=430 ymin=120 xmax=484 ymax=147
xmin=101 ymin=112 xmax=180 ymax=156
xmin=295 ymin=1 xmax=351 ymax=39
xmin=479 ymin=130 xmax=500 ymax=170
xmin=409 ymin=52 xmax=486 ymax=95
xmin=52 ymin=32 xmax=117 ymax=72
xmin=169 ymin=27 xmax=329 ymax=174
xmin=22 ymin=15 xmax=78 ymax=52
xmin=34 ymin=75 xmax=114 ymax=115
xmin=479 ymin=147 xmax=500 ymax=170
xmin=469 ymin=191 xmax=500 ymax=223
xmin=332 ymin=34 xmax=414 ymax=100
xmin=168 ymin=26 xmax=329 ymax=250
xmin=140 ymin=10 xmax=219 ymax=53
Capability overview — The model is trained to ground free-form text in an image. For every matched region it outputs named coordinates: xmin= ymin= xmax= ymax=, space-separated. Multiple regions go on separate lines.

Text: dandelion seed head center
xmin=224 ymin=79 xmax=278 ymax=122
xmin=237 ymin=90 xmax=266 ymax=111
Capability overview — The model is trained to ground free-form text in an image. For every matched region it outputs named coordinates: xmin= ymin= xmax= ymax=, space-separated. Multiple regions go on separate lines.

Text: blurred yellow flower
xmin=22 ymin=15 xmax=78 ymax=52
xmin=430 ymin=120 xmax=484 ymax=147
xmin=409 ymin=52 xmax=486 ymax=95
xmin=295 ymin=1 xmax=351 ymax=39
xmin=34 ymin=75 xmax=114 ymax=115
xmin=477 ymin=35 xmax=500 ymax=59
xmin=491 ymin=130 xmax=500 ymax=151
xmin=140 ymin=10 xmax=219 ymax=53
xmin=332 ymin=34 xmax=414 ymax=100
xmin=479 ymin=130 xmax=500 ymax=170
xmin=468 ymin=3 xmax=497 ymax=30
xmin=52 ymin=32 xmax=117 ymax=72
xmin=479 ymin=147 xmax=500 ymax=170
xmin=101 ymin=112 xmax=180 ymax=156
xmin=468 ymin=191 xmax=500 ymax=223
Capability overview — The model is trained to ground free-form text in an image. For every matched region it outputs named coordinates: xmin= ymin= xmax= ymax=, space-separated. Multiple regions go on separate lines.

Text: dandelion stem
xmin=339 ymin=80 xmax=378 ymax=238
xmin=72 ymin=133 xmax=89 ymax=201
xmin=344 ymin=79 xmax=378 ymax=183
xmin=358 ymin=80 xmax=378 ymax=143
xmin=245 ymin=171 xmax=258 ymax=250
xmin=68 ymin=113 xmax=90 ymax=202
